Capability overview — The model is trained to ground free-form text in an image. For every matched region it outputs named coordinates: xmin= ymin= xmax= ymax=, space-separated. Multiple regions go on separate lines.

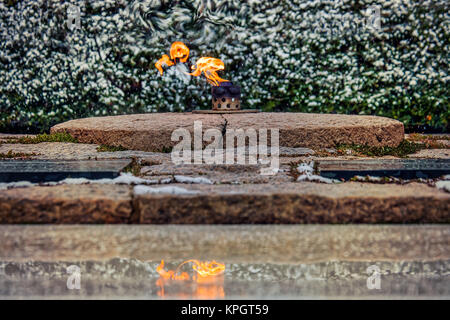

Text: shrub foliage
xmin=0 ymin=0 xmax=448 ymax=132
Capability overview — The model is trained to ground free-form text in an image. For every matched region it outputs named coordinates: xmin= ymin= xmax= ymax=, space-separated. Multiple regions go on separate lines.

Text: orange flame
xmin=156 ymin=259 xmax=225 ymax=298
xmin=189 ymin=57 xmax=229 ymax=86
xmin=170 ymin=41 xmax=190 ymax=63
xmin=155 ymin=41 xmax=189 ymax=76
xmin=156 ymin=259 xmax=225 ymax=280
xmin=155 ymin=54 xmax=174 ymax=76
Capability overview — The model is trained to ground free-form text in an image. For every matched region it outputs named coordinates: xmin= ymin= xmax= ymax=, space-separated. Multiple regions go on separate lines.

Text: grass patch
xmin=336 ymin=140 xmax=425 ymax=158
xmin=0 ymin=150 xmax=37 ymax=159
xmin=122 ymin=157 xmax=142 ymax=176
xmin=96 ymin=144 xmax=128 ymax=152
xmin=6 ymin=132 xmax=78 ymax=144
xmin=407 ymin=133 xmax=449 ymax=148
xmin=161 ymin=146 xmax=173 ymax=153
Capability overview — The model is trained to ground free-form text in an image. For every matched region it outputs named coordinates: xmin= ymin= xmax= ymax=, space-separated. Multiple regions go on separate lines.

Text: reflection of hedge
xmin=0 ymin=0 xmax=448 ymax=133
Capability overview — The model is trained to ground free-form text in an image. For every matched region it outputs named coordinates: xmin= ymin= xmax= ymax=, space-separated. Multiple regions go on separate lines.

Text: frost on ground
xmin=296 ymin=161 xmax=339 ymax=184
xmin=436 ymin=175 xmax=450 ymax=192
xmin=174 ymin=175 xmax=213 ymax=184
xmin=0 ymin=172 xmax=215 ymax=190
xmin=56 ymin=173 xmax=160 ymax=186
xmin=0 ymin=181 xmax=34 ymax=190
xmin=134 ymin=185 xmax=199 ymax=195
xmin=436 ymin=181 xmax=450 ymax=193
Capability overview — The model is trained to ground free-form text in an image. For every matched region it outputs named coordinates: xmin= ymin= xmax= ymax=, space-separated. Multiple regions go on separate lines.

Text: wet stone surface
xmin=0 ymin=225 xmax=448 ymax=299
xmin=0 ymin=259 xmax=448 ymax=299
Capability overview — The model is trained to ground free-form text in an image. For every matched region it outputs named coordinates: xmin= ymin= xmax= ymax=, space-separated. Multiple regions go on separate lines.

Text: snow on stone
xmin=0 ymin=181 xmax=35 ymax=190
xmin=436 ymin=181 xmax=450 ymax=193
xmin=296 ymin=161 xmax=339 ymax=184
xmin=174 ymin=175 xmax=213 ymax=184
xmin=133 ymin=185 xmax=199 ymax=195
xmin=352 ymin=175 xmax=384 ymax=182
xmin=111 ymin=173 xmax=158 ymax=185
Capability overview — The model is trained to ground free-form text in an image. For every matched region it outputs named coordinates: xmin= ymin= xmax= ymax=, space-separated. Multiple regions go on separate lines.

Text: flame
xmin=155 ymin=42 xmax=229 ymax=86
xmin=155 ymin=41 xmax=189 ymax=76
xmin=170 ymin=41 xmax=190 ymax=63
xmin=156 ymin=259 xmax=189 ymax=280
xmin=156 ymin=259 xmax=225 ymax=299
xmin=155 ymin=54 xmax=174 ymax=76
xmin=156 ymin=259 xmax=225 ymax=280
xmin=189 ymin=57 xmax=229 ymax=86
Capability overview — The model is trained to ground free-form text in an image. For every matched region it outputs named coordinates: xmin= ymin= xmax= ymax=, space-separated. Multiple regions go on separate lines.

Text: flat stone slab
xmin=50 ymin=112 xmax=404 ymax=152
xmin=223 ymin=113 xmax=404 ymax=148
xmin=1 ymin=181 xmax=446 ymax=224
xmin=0 ymin=225 xmax=448 ymax=299
xmin=408 ymin=149 xmax=450 ymax=159
xmin=141 ymin=163 xmax=293 ymax=184
xmin=135 ymin=182 xmax=449 ymax=224
xmin=51 ymin=113 xmax=225 ymax=152
xmin=0 ymin=142 xmax=172 ymax=161
xmin=318 ymin=159 xmax=450 ymax=180
xmin=0 ymin=184 xmax=132 ymax=223
xmin=0 ymin=159 xmax=131 ymax=183
xmin=1 ymin=224 xmax=448 ymax=263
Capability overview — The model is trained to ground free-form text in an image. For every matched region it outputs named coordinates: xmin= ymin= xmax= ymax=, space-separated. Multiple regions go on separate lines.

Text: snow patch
xmin=174 ymin=175 xmax=213 ymax=184
xmin=0 ymin=181 xmax=35 ymax=190
xmin=436 ymin=181 xmax=450 ymax=193
xmin=112 ymin=173 xmax=158 ymax=185
xmin=353 ymin=175 xmax=384 ymax=182
xmin=296 ymin=161 xmax=339 ymax=184
xmin=134 ymin=185 xmax=199 ymax=195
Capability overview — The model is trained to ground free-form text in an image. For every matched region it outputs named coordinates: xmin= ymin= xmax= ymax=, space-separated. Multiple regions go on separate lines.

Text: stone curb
xmin=0 ymin=182 xmax=448 ymax=224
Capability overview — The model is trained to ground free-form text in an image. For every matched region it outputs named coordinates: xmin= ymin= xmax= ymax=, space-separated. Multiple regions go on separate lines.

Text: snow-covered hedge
xmin=1 ymin=0 xmax=448 ymax=132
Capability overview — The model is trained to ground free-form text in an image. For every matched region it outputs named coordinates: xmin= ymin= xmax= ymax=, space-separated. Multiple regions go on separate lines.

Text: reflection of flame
xmin=155 ymin=54 xmax=174 ymax=75
xmin=189 ymin=57 xmax=229 ymax=86
xmin=156 ymin=259 xmax=225 ymax=299
xmin=156 ymin=259 xmax=190 ymax=280
xmin=170 ymin=41 xmax=190 ymax=63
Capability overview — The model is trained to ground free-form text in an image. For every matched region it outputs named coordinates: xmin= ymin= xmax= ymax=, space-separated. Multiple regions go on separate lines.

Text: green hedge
xmin=0 ymin=0 xmax=448 ymax=133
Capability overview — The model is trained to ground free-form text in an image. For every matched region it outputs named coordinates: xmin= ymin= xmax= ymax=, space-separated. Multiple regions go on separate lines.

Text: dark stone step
xmin=0 ymin=159 xmax=131 ymax=183
xmin=318 ymin=159 xmax=450 ymax=180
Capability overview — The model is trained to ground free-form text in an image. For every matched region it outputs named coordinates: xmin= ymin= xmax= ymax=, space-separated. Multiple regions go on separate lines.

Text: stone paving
xmin=0 ymin=122 xmax=449 ymax=299
xmin=0 ymin=181 xmax=448 ymax=224
xmin=0 ymin=225 xmax=448 ymax=299
xmin=0 ymin=129 xmax=449 ymax=223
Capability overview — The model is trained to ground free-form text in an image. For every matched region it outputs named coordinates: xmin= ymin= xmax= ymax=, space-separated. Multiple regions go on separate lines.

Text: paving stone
xmin=0 ymin=184 xmax=132 ymax=223
xmin=1 ymin=181 xmax=448 ymax=224
xmin=0 ymin=159 xmax=131 ymax=183
xmin=140 ymin=163 xmax=293 ymax=184
xmin=279 ymin=147 xmax=315 ymax=156
xmin=0 ymin=133 xmax=36 ymax=143
xmin=135 ymin=182 xmax=450 ymax=224
xmin=408 ymin=149 xmax=450 ymax=159
xmin=0 ymin=142 xmax=170 ymax=161
xmin=1 ymin=225 xmax=447 ymax=263
xmin=318 ymin=159 xmax=450 ymax=180
xmin=50 ymin=112 xmax=404 ymax=151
